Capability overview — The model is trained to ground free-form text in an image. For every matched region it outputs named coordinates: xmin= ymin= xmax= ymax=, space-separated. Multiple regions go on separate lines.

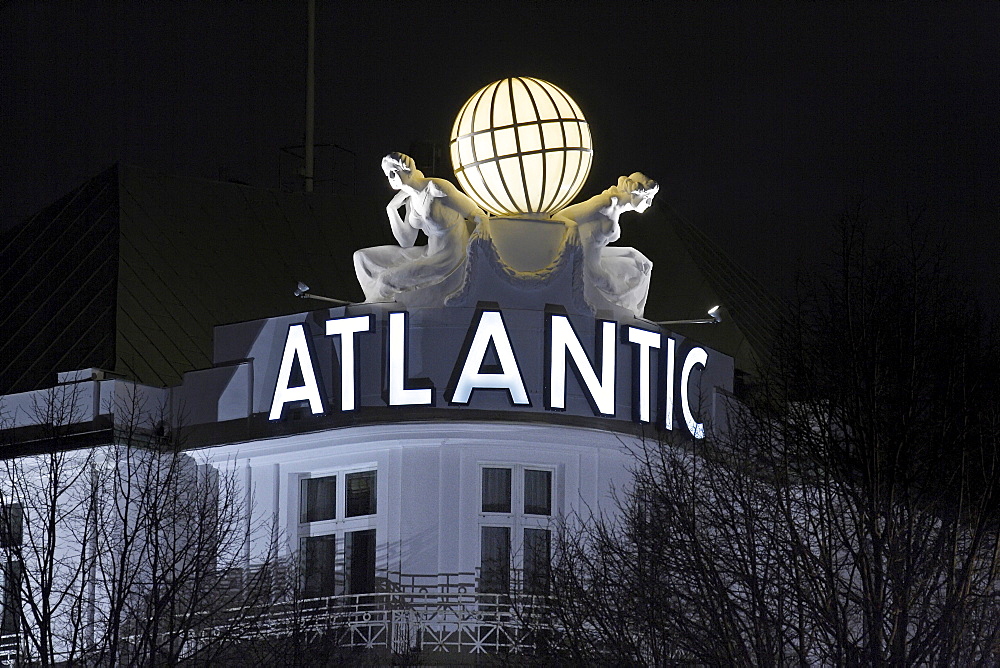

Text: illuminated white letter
xmin=452 ymin=311 xmax=529 ymax=405
xmin=326 ymin=315 xmax=372 ymax=411
xmin=663 ymin=337 xmax=676 ymax=430
xmin=626 ymin=326 xmax=660 ymax=423
xmin=548 ymin=315 xmax=616 ymax=416
xmin=681 ymin=346 xmax=708 ymax=439
xmin=388 ymin=311 xmax=432 ymax=406
xmin=269 ymin=324 xmax=324 ymax=420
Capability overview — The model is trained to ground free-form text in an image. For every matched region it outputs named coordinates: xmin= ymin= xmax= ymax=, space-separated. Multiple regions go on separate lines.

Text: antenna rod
xmin=304 ymin=0 xmax=316 ymax=192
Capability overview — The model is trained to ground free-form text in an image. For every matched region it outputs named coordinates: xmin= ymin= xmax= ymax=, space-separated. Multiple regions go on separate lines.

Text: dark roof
xmin=2 ymin=164 xmax=386 ymax=393
xmin=1 ymin=167 xmax=119 ymax=394
xmin=1 ymin=164 xmax=783 ymax=394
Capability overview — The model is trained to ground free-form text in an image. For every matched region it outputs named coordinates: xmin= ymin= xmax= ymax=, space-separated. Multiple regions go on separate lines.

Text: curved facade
xmin=192 ymin=420 xmax=635 ymax=595
xmin=173 ymin=296 xmax=732 ymax=655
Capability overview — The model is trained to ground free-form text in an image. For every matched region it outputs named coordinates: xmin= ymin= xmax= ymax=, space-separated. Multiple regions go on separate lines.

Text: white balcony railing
xmin=0 ymin=633 xmax=17 ymax=667
xmin=0 ymin=570 xmax=555 ymax=663
xmin=195 ymin=569 xmax=553 ymax=657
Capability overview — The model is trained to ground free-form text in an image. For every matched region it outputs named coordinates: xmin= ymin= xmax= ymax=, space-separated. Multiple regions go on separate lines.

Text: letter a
xmin=451 ymin=310 xmax=529 ymax=405
xmin=269 ymin=324 xmax=324 ymax=420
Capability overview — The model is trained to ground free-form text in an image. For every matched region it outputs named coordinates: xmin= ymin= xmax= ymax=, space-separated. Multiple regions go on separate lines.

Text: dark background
xmin=3 ymin=1 xmax=998 ymax=311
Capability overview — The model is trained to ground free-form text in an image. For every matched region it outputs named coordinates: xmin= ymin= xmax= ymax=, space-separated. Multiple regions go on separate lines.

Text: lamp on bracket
xmin=655 ymin=305 xmax=722 ymax=326
xmin=294 ymin=281 xmax=353 ymax=306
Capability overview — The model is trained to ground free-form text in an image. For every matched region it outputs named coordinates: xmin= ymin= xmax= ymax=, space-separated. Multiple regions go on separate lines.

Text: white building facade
xmin=1 ymin=299 xmax=733 ymax=660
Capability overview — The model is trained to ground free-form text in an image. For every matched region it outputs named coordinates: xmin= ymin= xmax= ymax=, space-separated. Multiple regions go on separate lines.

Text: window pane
xmin=301 ymin=535 xmax=337 ymax=598
xmin=346 ymin=529 xmax=376 ymax=595
xmin=300 ymin=476 xmax=336 ymax=523
xmin=1 ymin=560 xmax=21 ymax=636
xmin=346 ymin=471 xmax=377 ymax=517
xmin=480 ymin=526 xmax=510 ymax=594
xmin=524 ymin=528 xmax=551 ymax=594
xmin=482 ymin=468 xmax=511 ymax=513
xmin=0 ymin=503 xmax=23 ymax=548
xmin=524 ymin=469 xmax=551 ymax=515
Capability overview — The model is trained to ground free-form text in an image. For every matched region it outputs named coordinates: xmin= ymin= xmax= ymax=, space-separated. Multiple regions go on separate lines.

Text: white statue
xmin=354 ymin=153 xmax=485 ymax=302
xmin=556 ymin=173 xmax=659 ymax=317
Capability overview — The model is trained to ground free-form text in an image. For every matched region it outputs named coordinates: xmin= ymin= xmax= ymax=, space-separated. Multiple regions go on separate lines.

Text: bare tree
xmin=80 ymin=386 xmax=279 ymax=666
xmin=538 ymin=211 xmax=1000 ymax=665
xmin=0 ymin=383 xmax=97 ymax=666
xmin=1 ymin=382 xmax=284 ymax=666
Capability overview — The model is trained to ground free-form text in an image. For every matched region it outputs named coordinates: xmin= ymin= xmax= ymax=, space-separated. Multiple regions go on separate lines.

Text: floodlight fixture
xmin=655 ymin=305 xmax=723 ymax=326
xmin=294 ymin=281 xmax=352 ymax=306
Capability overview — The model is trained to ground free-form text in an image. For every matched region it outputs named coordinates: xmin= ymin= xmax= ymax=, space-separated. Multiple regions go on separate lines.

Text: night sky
xmin=3 ymin=2 xmax=998 ymax=311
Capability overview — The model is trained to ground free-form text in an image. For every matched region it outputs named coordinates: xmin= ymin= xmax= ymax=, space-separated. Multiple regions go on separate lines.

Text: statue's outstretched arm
xmin=387 ymin=191 xmax=419 ymax=248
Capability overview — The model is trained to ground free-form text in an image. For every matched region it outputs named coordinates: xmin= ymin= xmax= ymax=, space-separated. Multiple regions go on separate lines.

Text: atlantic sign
xmin=242 ymin=305 xmax=733 ymax=439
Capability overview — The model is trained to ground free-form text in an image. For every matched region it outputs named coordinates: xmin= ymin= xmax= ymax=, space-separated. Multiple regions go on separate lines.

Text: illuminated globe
xmin=450 ymin=77 xmax=593 ymax=216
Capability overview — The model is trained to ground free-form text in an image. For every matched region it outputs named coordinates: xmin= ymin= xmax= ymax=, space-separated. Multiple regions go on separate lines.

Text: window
xmin=481 ymin=468 xmax=551 ymax=516
xmin=300 ymin=476 xmax=336 ymax=523
xmin=1 ymin=560 xmax=21 ymax=637
xmin=523 ymin=528 xmax=551 ymax=594
xmin=1 ymin=502 xmax=22 ymax=637
xmin=346 ymin=471 xmax=377 ymax=517
xmin=300 ymin=535 xmax=338 ymax=598
xmin=297 ymin=469 xmax=377 ymax=599
xmin=478 ymin=465 xmax=554 ymax=595
xmin=345 ymin=529 xmax=376 ymax=594
xmin=524 ymin=469 xmax=551 ymax=515
xmin=482 ymin=467 xmax=511 ymax=513
xmin=0 ymin=503 xmax=22 ymax=549
xmin=480 ymin=526 xmax=510 ymax=594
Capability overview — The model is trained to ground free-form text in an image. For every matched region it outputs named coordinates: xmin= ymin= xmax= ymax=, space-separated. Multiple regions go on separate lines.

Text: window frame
xmin=479 ymin=525 xmax=512 ymax=594
xmin=344 ymin=528 xmax=377 ymax=595
xmin=481 ymin=466 xmax=513 ymax=514
xmin=523 ymin=468 xmax=552 ymax=516
xmin=0 ymin=502 xmax=23 ymax=549
xmin=295 ymin=466 xmax=379 ymax=599
xmin=299 ymin=533 xmax=339 ymax=598
xmin=477 ymin=463 xmax=556 ymax=594
xmin=477 ymin=463 xmax=556 ymax=520
xmin=299 ymin=475 xmax=337 ymax=524
xmin=345 ymin=470 xmax=378 ymax=518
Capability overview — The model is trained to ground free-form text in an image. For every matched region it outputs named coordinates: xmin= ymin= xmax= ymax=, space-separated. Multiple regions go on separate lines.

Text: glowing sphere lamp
xmin=450 ymin=77 xmax=593 ymax=216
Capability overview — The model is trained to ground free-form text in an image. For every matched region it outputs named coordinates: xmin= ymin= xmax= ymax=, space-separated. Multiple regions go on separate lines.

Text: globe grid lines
xmin=450 ymin=77 xmax=593 ymax=216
